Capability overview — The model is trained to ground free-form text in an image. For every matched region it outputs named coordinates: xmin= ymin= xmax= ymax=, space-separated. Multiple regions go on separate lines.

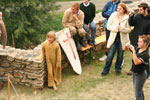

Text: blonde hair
xmin=72 ymin=3 xmax=80 ymax=10
xmin=47 ymin=31 xmax=56 ymax=41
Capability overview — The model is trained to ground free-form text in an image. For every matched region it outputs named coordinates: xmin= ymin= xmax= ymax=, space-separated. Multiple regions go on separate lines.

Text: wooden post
xmin=12 ymin=34 xmax=15 ymax=47
xmin=8 ymin=73 xmax=10 ymax=100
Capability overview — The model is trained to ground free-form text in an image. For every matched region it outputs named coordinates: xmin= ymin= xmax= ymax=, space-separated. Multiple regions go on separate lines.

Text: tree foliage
xmin=0 ymin=0 xmax=59 ymax=48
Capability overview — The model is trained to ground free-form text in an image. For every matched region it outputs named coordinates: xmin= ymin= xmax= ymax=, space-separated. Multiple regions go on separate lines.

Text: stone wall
xmin=0 ymin=45 xmax=46 ymax=88
xmin=0 ymin=1 xmax=149 ymax=88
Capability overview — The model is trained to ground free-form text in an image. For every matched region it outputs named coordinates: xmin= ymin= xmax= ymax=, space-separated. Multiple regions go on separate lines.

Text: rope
xmin=8 ymin=77 xmax=19 ymax=98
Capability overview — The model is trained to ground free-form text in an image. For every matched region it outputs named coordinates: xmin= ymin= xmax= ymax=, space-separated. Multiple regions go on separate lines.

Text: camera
xmin=129 ymin=9 xmax=136 ymax=16
xmin=127 ymin=44 xmax=133 ymax=52
xmin=128 ymin=44 xmax=132 ymax=48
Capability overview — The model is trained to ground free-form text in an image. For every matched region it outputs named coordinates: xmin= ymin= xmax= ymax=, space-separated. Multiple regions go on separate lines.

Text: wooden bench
xmin=81 ymin=34 xmax=106 ymax=64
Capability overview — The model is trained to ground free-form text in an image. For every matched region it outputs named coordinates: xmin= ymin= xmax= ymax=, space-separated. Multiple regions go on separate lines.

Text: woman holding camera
xmin=129 ymin=35 xmax=149 ymax=100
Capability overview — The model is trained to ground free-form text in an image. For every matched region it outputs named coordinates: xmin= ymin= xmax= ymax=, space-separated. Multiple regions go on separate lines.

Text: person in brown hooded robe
xmin=0 ymin=12 xmax=7 ymax=49
xmin=36 ymin=31 xmax=61 ymax=91
xmin=0 ymin=12 xmax=7 ymax=90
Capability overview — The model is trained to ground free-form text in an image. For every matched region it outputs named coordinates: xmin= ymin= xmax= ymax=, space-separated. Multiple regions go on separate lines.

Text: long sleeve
xmin=145 ymin=21 xmax=150 ymax=35
xmin=89 ymin=4 xmax=96 ymax=23
xmin=56 ymin=44 xmax=61 ymax=68
xmin=107 ymin=13 xmax=118 ymax=33
xmin=62 ymin=9 xmax=75 ymax=27
xmin=128 ymin=14 xmax=137 ymax=26
xmin=36 ymin=43 xmax=45 ymax=60
xmin=102 ymin=2 xmax=111 ymax=18
xmin=120 ymin=18 xmax=131 ymax=34
xmin=55 ymin=44 xmax=61 ymax=84
xmin=75 ymin=11 xmax=84 ymax=29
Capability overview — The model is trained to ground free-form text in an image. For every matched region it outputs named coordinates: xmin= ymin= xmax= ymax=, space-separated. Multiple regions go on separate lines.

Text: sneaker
xmin=92 ymin=41 xmax=97 ymax=45
xmin=99 ymin=55 xmax=107 ymax=61
xmin=80 ymin=40 xmax=87 ymax=47
xmin=126 ymin=71 xmax=133 ymax=75
xmin=88 ymin=40 xmax=93 ymax=46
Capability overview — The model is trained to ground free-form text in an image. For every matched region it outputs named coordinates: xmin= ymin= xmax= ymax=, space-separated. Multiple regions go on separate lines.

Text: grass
xmin=96 ymin=9 xmax=102 ymax=14
xmin=0 ymin=50 xmax=140 ymax=100
xmin=0 ymin=46 xmax=149 ymax=100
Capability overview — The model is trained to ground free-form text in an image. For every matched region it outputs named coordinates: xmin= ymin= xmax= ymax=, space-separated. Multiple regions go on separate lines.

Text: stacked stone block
xmin=0 ymin=44 xmax=70 ymax=88
xmin=0 ymin=45 xmax=46 ymax=88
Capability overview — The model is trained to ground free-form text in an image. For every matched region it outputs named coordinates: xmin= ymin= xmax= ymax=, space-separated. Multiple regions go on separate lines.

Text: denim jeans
xmin=83 ymin=21 xmax=96 ymax=41
xmin=105 ymin=28 xmax=110 ymax=41
xmin=102 ymin=35 xmax=123 ymax=73
xmin=133 ymin=71 xmax=147 ymax=100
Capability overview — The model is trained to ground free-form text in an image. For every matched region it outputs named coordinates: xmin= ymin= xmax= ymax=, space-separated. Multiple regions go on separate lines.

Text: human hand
xmin=117 ymin=25 xmax=120 ymax=31
xmin=124 ymin=45 xmax=130 ymax=51
xmin=73 ymin=14 xmax=78 ymax=21
xmin=35 ymin=56 xmax=43 ymax=61
xmin=129 ymin=9 xmax=135 ymax=16
xmin=129 ymin=45 xmax=135 ymax=53
xmin=125 ymin=43 xmax=132 ymax=51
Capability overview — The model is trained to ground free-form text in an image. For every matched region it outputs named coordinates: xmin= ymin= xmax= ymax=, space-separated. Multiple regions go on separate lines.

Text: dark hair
xmin=138 ymin=2 xmax=148 ymax=10
xmin=139 ymin=35 xmax=149 ymax=46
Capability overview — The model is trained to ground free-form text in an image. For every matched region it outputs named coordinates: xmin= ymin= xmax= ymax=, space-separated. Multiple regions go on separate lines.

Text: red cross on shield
xmin=63 ymin=32 xmax=76 ymax=60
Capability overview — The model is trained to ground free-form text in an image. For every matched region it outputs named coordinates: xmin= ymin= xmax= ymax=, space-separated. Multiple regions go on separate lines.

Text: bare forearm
xmin=132 ymin=51 xmax=142 ymax=65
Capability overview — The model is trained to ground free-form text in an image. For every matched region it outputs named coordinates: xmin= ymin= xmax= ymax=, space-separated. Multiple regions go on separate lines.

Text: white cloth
xmin=83 ymin=2 xmax=90 ymax=7
xmin=107 ymin=12 xmax=131 ymax=50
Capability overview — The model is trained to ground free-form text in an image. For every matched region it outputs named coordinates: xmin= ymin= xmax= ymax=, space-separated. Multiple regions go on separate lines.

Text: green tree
xmin=0 ymin=0 xmax=59 ymax=48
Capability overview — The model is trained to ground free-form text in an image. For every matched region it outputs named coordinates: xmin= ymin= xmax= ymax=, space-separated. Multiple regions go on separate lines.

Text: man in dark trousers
xmin=0 ymin=11 xmax=7 ymax=90
xmin=127 ymin=2 xmax=150 ymax=75
xmin=80 ymin=0 xmax=96 ymax=46
xmin=99 ymin=0 xmax=120 ymax=61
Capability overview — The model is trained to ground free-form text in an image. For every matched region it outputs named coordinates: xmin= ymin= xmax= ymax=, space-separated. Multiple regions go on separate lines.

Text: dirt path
xmin=55 ymin=0 xmax=139 ymax=12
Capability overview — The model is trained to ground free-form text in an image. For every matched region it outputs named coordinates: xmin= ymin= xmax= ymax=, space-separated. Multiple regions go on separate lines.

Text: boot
xmin=88 ymin=39 xmax=93 ymax=46
xmin=92 ymin=40 xmax=97 ymax=45
xmin=80 ymin=37 xmax=86 ymax=47
xmin=73 ymin=34 xmax=82 ymax=51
